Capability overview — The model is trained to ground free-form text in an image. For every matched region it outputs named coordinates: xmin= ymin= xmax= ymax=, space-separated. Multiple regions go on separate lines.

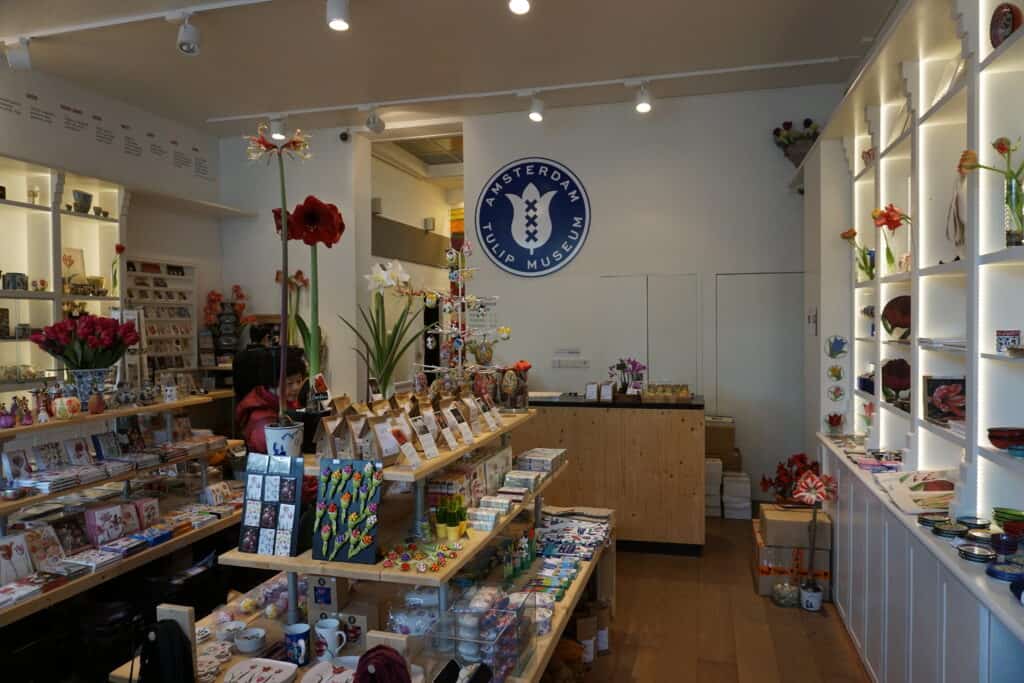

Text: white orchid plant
xmin=340 ymin=262 xmax=424 ymax=397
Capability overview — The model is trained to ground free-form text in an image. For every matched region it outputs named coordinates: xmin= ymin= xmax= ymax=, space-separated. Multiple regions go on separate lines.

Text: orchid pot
xmin=800 ymin=583 xmax=824 ymax=612
xmin=265 ymin=422 xmax=304 ymax=458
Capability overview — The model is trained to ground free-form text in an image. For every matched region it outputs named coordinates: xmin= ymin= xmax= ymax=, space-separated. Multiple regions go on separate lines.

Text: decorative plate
xmin=827 ymin=365 xmax=846 ymax=382
xmin=991 ymin=3 xmax=1023 ymax=48
xmin=827 ymin=385 xmax=846 ymax=402
xmin=986 ymin=562 xmax=1024 ymax=582
xmin=881 ymin=296 xmax=911 ymax=339
xmin=825 ymin=335 xmax=849 ymax=359
xmin=224 ymin=659 xmax=297 ymax=683
xmin=917 ymin=512 xmax=949 ymax=527
xmin=958 ymin=544 xmax=996 ymax=563
xmin=301 ymin=658 xmax=425 ymax=683
xmin=956 ymin=516 xmax=991 ymax=530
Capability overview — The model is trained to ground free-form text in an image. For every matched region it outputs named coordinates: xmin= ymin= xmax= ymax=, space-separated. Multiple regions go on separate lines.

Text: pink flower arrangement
xmin=30 ymin=314 xmax=139 ymax=369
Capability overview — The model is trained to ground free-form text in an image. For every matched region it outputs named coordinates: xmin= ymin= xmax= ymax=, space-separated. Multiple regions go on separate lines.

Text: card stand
xmin=238 ymin=453 xmax=304 ymax=557
xmin=311 ymin=460 xmax=383 ymax=565
xmin=431 ymin=595 xmax=536 ymax=683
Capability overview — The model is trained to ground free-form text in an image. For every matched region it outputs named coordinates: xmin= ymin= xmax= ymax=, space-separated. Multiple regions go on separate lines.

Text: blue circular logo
xmin=475 ymin=157 xmax=590 ymax=277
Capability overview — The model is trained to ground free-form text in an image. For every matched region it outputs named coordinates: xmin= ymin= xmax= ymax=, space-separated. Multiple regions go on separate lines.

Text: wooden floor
xmin=587 ymin=518 xmax=869 ymax=682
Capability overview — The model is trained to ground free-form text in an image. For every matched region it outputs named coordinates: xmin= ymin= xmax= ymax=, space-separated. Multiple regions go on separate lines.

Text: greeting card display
xmin=312 ymin=460 xmax=383 ymax=565
xmin=238 ymin=453 xmax=303 ymax=557
xmin=50 ymin=513 xmax=91 ymax=555
xmin=1 ymin=449 xmax=30 ymax=479
xmin=32 ymin=442 xmax=65 ymax=471
xmin=91 ymin=432 xmax=122 ymax=460
xmin=63 ymin=438 xmax=93 ymax=465
xmin=85 ymin=504 xmax=127 ymax=545
xmin=0 ymin=534 xmax=34 ymax=585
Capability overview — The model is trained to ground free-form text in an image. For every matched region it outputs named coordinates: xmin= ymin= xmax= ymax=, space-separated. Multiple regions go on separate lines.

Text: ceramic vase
xmin=70 ymin=368 xmax=110 ymax=402
xmin=265 ymin=423 xmax=304 ymax=457
xmin=800 ymin=584 xmax=823 ymax=612
xmin=88 ymin=391 xmax=105 ymax=415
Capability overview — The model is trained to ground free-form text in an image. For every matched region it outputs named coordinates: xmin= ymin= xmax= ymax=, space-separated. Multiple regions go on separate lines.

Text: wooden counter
xmin=514 ymin=403 xmax=705 ymax=544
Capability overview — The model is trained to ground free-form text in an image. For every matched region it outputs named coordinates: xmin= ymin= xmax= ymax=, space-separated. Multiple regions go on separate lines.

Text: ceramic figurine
xmin=88 ymin=391 xmax=105 ymax=415
xmin=424 ymin=292 xmax=438 ymax=308
xmin=116 ymin=382 xmax=136 ymax=406
xmin=139 ymin=382 xmax=157 ymax=405
xmin=0 ymin=403 xmax=13 ymax=429
xmin=18 ymin=397 xmax=32 ymax=425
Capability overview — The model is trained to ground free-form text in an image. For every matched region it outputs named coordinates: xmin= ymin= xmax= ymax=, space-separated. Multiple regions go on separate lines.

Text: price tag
xmin=419 ymin=433 xmax=440 ymax=459
xmin=457 ymin=422 xmax=475 ymax=444
xmin=441 ymin=427 xmax=458 ymax=450
xmin=400 ymin=442 xmax=421 ymax=467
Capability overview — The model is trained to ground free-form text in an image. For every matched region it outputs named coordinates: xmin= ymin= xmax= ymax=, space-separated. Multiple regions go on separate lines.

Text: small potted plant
xmin=792 ymin=470 xmax=838 ymax=612
xmin=760 ymin=453 xmax=822 ymax=506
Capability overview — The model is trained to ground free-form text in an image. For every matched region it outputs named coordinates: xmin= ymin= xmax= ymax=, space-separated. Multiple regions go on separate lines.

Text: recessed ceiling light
xmin=327 ymin=0 xmax=350 ymax=31
xmin=635 ymin=84 xmax=652 ymax=114
xmin=176 ymin=15 xmax=200 ymax=56
xmin=3 ymin=38 xmax=30 ymax=70
xmin=366 ymin=109 xmax=385 ymax=134
xmin=269 ymin=117 xmax=286 ymax=141
xmin=528 ymin=97 xmax=544 ymax=123
xmin=509 ymin=0 xmax=530 ymax=15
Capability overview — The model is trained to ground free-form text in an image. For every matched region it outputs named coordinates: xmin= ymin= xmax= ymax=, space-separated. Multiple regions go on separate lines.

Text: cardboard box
xmin=337 ymin=599 xmax=381 ymax=654
xmin=752 ymin=519 xmax=831 ymax=600
xmin=705 ymin=415 xmax=735 ymax=455
xmin=759 ymin=504 xmax=832 ymax=550
xmin=712 ymin=447 xmax=742 ymax=472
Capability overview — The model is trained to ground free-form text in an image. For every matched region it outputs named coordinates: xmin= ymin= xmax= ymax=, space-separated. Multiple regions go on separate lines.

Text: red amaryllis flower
xmin=993 ymin=137 xmax=1014 ymax=157
xmin=291 ymin=195 xmax=345 ymax=247
xmin=273 ymin=208 xmax=307 ymax=241
xmin=114 ymin=243 xmax=126 ymax=255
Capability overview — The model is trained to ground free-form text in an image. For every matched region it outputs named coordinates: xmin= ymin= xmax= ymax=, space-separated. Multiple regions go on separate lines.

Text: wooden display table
xmin=515 ymin=398 xmax=705 ymax=544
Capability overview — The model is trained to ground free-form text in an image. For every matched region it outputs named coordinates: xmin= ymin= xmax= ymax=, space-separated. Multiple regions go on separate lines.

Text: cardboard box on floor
xmin=716 ymin=448 xmax=742 ymax=473
xmin=705 ymin=416 xmax=735 ymax=455
xmin=751 ymin=519 xmax=831 ymax=600
xmin=759 ymin=504 xmax=832 ymax=550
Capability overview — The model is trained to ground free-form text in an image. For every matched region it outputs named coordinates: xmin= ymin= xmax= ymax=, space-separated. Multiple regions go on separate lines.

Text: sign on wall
xmin=475 ymin=157 xmax=590 ymax=277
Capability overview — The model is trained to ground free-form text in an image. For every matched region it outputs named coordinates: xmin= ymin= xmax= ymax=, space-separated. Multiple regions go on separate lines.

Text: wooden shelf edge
xmin=0 ymin=395 xmax=213 ymax=444
xmin=0 ymin=511 xmax=241 ymax=627
xmin=220 ymin=458 xmax=568 ymax=587
xmin=382 ymin=411 xmax=537 ymax=483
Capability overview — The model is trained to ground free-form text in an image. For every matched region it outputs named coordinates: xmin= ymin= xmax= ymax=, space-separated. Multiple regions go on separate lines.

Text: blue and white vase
xmin=70 ymin=368 xmax=111 ymax=402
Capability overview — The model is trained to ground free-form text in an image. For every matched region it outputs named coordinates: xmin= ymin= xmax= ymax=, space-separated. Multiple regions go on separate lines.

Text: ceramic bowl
xmin=1002 ymin=520 xmax=1024 ymax=537
xmin=987 ymin=428 xmax=1024 ymax=450
xmin=234 ymin=627 xmax=266 ymax=654
xmin=216 ymin=620 xmax=245 ymax=642
xmin=991 ymin=533 xmax=1019 ymax=556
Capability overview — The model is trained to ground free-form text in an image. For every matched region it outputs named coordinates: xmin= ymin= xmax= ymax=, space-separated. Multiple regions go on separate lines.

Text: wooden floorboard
xmin=586 ymin=518 xmax=869 ymax=682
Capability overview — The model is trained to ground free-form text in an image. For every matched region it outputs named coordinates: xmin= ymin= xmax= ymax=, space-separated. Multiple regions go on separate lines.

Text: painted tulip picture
xmin=924 ymin=376 xmax=966 ymax=424
xmin=825 ymin=335 xmax=849 ymax=359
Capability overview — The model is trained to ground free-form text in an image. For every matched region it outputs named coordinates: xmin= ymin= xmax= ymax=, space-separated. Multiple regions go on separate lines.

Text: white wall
xmin=369 ymin=156 xmax=457 ymax=385
xmin=126 ymin=200 xmax=224 ymax=302
xmin=218 ymin=130 xmax=359 ymax=394
xmin=371 ymin=157 xmax=452 ymax=236
xmin=463 ymin=84 xmax=842 ymax=414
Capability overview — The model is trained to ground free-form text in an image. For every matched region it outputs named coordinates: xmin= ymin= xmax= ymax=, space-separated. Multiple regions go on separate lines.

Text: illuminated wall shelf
xmin=799 ymin=1 xmax=1024 ymax=677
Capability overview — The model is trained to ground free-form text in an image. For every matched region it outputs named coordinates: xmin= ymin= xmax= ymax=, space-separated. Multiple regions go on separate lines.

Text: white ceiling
xmin=1 ymin=0 xmax=897 ymax=134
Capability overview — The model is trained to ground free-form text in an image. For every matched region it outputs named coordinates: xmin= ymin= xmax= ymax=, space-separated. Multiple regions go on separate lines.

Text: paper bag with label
xmin=475 ymin=397 xmax=499 ymax=431
xmin=346 ymin=414 xmax=372 ymax=460
xmin=388 ymin=413 xmax=421 ymax=467
xmin=368 ymin=416 xmax=402 ymax=467
xmin=411 ymin=415 xmax=440 ymax=459
xmin=460 ymin=396 xmax=482 ymax=434
xmin=442 ymin=400 xmax=474 ymax=445
xmin=433 ymin=409 xmax=459 ymax=450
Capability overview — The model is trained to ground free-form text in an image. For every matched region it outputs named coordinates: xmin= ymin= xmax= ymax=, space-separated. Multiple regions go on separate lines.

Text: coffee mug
xmin=283 ymin=623 xmax=310 ymax=666
xmin=314 ymin=618 xmax=347 ymax=661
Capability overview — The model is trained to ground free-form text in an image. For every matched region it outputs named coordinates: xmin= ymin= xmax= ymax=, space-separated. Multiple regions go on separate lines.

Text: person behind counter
xmin=234 ymin=345 xmax=308 ymax=453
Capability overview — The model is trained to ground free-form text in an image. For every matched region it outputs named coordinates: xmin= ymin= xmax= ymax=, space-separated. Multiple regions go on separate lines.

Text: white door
xmin=715 ymin=272 xmax=804 ymax=501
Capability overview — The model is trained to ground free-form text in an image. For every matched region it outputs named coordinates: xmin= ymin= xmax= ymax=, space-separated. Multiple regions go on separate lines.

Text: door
xmin=715 ymin=272 xmax=804 ymax=500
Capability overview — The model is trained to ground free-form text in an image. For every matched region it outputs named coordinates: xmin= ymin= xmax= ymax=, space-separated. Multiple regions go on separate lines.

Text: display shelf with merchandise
xmin=220 ymin=455 xmax=567 ymax=587
xmin=0 ymin=509 xmax=240 ymax=628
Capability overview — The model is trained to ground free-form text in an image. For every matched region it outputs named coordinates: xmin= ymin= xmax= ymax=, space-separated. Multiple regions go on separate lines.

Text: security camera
xmin=339 ymin=129 xmax=350 ymax=143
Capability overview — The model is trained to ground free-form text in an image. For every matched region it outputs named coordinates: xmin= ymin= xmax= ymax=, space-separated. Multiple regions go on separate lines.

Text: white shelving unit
xmin=802 ymin=1 xmax=1024 ymax=679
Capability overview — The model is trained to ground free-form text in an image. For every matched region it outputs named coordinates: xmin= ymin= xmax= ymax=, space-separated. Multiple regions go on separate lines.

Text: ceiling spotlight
xmin=176 ymin=15 xmax=200 ymax=56
xmin=509 ymin=0 xmax=530 ymax=15
xmin=365 ymin=109 xmax=385 ymax=134
xmin=327 ymin=0 xmax=350 ymax=31
xmin=3 ymin=38 xmax=30 ymax=71
xmin=635 ymin=84 xmax=652 ymax=114
xmin=528 ymin=97 xmax=544 ymax=123
xmin=269 ymin=117 xmax=287 ymax=141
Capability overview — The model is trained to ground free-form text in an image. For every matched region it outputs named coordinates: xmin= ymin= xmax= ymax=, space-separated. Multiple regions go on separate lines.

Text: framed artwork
xmin=923 ymin=376 xmax=966 ymax=424
xmin=312 ymin=460 xmax=383 ymax=565
xmin=60 ymin=247 xmax=86 ymax=280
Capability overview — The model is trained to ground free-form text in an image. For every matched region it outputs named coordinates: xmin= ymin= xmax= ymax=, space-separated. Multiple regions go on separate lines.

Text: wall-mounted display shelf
xmin=854 ymin=280 xmax=876 ymax=289
xmin=854 ymin=389 xmax=875 ymax=402
xmin=802 ymin=0 xmax=1024 ymax=675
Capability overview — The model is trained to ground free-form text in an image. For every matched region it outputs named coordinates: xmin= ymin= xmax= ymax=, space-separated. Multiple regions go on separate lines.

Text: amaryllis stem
xmin=277 ymin=153 xmax=289 ymax=423
xmin=309 ymin=243 xmax=320 ymax=378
